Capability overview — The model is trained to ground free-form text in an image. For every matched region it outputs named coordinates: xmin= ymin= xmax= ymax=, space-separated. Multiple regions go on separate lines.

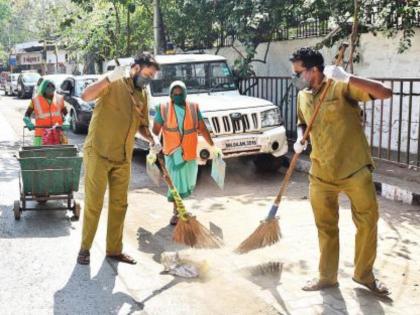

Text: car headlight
xmin=261 ymin=108 xmax=282 ymax=128
xmin=80 ymin=102 xmax=93 ymax=112
xmin=203 ymin=118 xmax=212 ymax=132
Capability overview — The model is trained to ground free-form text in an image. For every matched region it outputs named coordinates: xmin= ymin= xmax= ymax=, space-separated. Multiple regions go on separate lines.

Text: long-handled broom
xmin=156 ymin=153 xmax=222 ymax=248
xmin=235 ymin=43 xmax=349 ymax=254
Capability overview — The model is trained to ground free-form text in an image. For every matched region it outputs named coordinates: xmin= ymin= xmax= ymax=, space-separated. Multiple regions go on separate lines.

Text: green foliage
xmin=64 ymin=0 xmax=153 ymax=61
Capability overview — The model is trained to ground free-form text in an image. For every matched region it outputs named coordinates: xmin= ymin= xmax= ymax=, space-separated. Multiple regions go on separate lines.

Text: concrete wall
xmin=207 ymin=30 xmax=420 ymax=78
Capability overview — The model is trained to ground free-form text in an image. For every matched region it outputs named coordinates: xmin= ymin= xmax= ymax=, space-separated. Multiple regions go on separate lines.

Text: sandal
xmin=106 ymin=253 xmax=137 ymax=265
xmin=302 ymin=278 xmax=339 ymax=291
xmin=77 ymin=249 xmax=90 ymax=265
xmin=352 ymin=277 xmax=391 ymax=296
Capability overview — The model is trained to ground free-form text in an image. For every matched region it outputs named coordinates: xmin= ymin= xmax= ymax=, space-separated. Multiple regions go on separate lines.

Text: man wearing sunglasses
xmin=290 ymin=47 xmax=392 ymax=296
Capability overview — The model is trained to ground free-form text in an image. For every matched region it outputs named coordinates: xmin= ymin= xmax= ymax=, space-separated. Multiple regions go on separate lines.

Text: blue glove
xmin=23 ymin=117 xmax=34 ymax=131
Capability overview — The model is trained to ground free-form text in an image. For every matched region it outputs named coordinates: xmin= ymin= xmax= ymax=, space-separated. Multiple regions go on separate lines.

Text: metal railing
xmin=239 ymin=76 xmax=420 ymax=168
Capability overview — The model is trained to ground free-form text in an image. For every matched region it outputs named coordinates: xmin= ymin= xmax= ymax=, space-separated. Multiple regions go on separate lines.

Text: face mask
xmin=45 ymin=86 xmax=55 ymax=96
xmin=172 ymin=94 xmax=186 ymax=105
xmin=133 ymin=74 xmax=151 ymax=89
xmin=291 ymin=71 xmax=310 ymax=90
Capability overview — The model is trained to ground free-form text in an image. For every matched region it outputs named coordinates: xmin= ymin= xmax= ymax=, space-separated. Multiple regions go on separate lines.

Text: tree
xmin=65 ymin=0 xmax=153 ymax=65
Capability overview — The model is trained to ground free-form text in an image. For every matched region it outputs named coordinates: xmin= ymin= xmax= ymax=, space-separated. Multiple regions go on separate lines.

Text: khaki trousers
xmin=81 ymin=147 xmax=131 ymax=255
xmin=309 ymin=166 xmax=379 ymax=284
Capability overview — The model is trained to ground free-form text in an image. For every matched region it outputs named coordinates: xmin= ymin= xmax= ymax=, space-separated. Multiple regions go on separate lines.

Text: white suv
xmin=106 ymin=54 xmax=288 ymax=171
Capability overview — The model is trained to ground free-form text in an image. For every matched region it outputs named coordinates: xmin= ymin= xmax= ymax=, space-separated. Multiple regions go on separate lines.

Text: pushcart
xmin=13 ymin=126 xmax=83 ymax=220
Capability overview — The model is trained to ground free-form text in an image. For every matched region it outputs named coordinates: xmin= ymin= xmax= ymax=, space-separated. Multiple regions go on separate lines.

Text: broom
xmin=113 ymin=58 xmax=220 ymax=248
xmin=235 ymin=43 xmax=349 ymax=254
xmin=156 ymin=153 xmax=221 ymax=248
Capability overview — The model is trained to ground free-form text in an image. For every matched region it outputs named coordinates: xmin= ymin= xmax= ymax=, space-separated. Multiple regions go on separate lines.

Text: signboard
xmin=21 ymin=53 xmax=42 ymax=65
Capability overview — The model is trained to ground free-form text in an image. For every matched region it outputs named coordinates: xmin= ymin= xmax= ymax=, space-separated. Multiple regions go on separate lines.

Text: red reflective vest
xmin=160 ymin=101 xmax=199 ymax=161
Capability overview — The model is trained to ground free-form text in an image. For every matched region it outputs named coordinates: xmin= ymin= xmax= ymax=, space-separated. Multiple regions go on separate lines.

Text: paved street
xmin=0 ymin=91 xmax=419 ymax=315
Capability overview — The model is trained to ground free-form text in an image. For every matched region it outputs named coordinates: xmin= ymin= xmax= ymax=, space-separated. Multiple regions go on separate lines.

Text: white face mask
xmin=291 ymin=72 xmax=310 ymax=90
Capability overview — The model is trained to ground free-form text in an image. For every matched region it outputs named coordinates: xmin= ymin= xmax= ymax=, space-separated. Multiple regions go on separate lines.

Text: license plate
xmin=224 ymin=138 xmax=258 ymax=150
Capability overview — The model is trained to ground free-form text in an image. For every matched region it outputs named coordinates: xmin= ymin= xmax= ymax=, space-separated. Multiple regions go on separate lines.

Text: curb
xmin=293 ymin=156 xmax=420 ymax=206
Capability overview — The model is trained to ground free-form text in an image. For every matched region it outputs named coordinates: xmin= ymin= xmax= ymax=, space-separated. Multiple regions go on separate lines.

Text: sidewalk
xmin=292 ymin=152 xmax=420 ymax=206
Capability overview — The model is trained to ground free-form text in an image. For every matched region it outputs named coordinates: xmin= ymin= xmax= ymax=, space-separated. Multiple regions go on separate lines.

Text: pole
xmin=153 ymin=0 xmax=161 ymax=55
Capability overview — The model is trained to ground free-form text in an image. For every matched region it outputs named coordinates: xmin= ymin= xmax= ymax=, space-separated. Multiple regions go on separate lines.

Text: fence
xmin=213 ymin=19 xmax=331 ymax=49
xmin=239 ymin=76 xmax=420 ymax=168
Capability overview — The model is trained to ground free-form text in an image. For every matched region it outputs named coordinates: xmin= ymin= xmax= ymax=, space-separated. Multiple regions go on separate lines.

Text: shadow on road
xmin=53 ymin=260 xmax=143 ymax=314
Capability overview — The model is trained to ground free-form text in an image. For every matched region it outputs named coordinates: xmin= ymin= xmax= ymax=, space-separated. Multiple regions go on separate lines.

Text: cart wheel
xmin=72 ymin=202 xmax=80 ymax=221
xmin=13 ymin=200 xmax=21 ymax=221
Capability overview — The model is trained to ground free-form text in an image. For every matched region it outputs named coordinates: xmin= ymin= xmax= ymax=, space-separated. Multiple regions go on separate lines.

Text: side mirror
xmin=59 ymin=89 xmax=71 ymax=96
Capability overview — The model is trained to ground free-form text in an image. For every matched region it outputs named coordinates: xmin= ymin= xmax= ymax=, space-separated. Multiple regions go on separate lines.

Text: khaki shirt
xmin=84 ymin=77 xmax=149 ymax=162
xmin=297 ymin=79 xmax=374 ymax=181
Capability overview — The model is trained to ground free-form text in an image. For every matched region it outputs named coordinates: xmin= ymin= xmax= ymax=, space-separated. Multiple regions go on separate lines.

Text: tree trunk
xmin=112 ymin=1 xmax=121 ymax=57
xmin=126 ymin=8 xmax=131 ymax=56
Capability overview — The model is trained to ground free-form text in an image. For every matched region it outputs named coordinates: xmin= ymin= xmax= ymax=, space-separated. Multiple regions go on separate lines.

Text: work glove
xmin=106 ymin=66 xmax=126 ymax=83
xmin=23 ymin=116 xmax=35 ymax=131
xmin=212 ymin=146 xmax=222 ymax=158
xmin=62 ymin=115 xmax=71 ymax=131
xmin=150 ymin=141 xmax=162 ymax=155
xmin=323 ymin=65 xmax=351 ymax=83
xmin=293 ymin=137 xmax=308 ymax=154
xmin=146 ymin=152 xmax=157 ymax=165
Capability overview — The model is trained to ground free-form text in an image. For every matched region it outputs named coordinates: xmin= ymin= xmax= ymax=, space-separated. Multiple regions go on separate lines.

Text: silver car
xmin=4 ymin=73 xmax=19 ymax=96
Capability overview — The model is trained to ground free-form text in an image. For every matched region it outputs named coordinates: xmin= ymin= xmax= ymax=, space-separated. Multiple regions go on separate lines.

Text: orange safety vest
xmin=32 ymin=95 xmax=63 ymax=137
xmin=160 ymin=101 xmax=199 ymax=161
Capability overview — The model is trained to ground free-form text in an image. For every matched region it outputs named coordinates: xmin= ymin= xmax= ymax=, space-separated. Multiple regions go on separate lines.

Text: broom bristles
xmin=173 ymin=214 xmax=222 ymax=248
xmin=235 ymin=218 xmax=281 ymax=254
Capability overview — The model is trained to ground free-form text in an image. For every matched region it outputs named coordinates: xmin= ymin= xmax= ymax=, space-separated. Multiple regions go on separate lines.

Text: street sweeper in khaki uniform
xmin=77 ymin=53 xmax=161 ymax=266
xmin=290 ymin=47 xmax=392 ymax=296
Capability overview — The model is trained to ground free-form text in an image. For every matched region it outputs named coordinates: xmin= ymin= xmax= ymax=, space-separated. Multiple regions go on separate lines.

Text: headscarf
xmin=169 ymin=80 xmax=187 ymax=105
xmin=37 ymin=79 xmax=55 ymax=99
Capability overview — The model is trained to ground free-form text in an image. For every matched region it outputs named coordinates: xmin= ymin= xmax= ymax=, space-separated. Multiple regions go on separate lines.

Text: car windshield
xmin=150 ymin=61 xmax=236 ymax=96
xmin=11 ymin=74 xmax=19 ymax=81
xmin=47 ymin=76 xmax=67 ymax=89
xmin=75 ymin=78 xmax=98 ymax=97
xmin=22 ymin=73 xmax=40 ymax=84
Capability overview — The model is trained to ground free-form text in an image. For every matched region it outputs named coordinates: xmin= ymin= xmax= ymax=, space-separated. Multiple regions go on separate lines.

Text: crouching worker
xmin=151 ymin=81 xmax=221 ymax=225
xmin=23 ymin=79 xmax=71 ymax=146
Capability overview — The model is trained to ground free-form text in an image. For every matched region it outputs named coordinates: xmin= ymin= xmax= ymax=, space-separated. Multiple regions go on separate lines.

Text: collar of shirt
xmin=302 ymin=76 xmax=328 ymax=96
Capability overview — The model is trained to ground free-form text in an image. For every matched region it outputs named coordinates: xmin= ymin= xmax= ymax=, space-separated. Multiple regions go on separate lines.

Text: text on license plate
xmin=225 ymin=138 xmax=257 ymax=149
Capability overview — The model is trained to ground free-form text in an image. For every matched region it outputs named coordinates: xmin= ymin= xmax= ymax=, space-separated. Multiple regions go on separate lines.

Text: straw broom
xmin=156 ymin=153 xmax=221 ymax=248
xmin=235 ymin=43 xmax=349 ymax=254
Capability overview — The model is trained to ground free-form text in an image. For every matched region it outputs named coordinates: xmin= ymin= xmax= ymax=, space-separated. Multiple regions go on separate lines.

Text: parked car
xmin=4 ymin=73 xmax=20 ymax=96
xmin=17 ymin=72 xmax=41 ymax=99
xmin=106 ymin=54 xmax=289 ymax=172
xmin=59 ymin=75 xmax=99 ymax=134
xmin=32 ymin=74 xmax=69 ymax=98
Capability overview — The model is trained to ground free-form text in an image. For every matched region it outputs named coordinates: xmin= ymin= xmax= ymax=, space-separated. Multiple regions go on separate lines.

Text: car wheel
xmin=253 ymin=154 xmax=289 ymax=172
xmin=4 ymin=89 xmax=8 ymax=96
xmin=18 ymin=86 xmax=24 ymax=99
xmin=71 ymin=111 xmax=84 ymax=134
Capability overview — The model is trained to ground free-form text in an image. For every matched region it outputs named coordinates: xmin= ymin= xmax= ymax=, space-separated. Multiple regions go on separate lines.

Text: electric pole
xmin=153 ymin=0 xmax=161 ymax=55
